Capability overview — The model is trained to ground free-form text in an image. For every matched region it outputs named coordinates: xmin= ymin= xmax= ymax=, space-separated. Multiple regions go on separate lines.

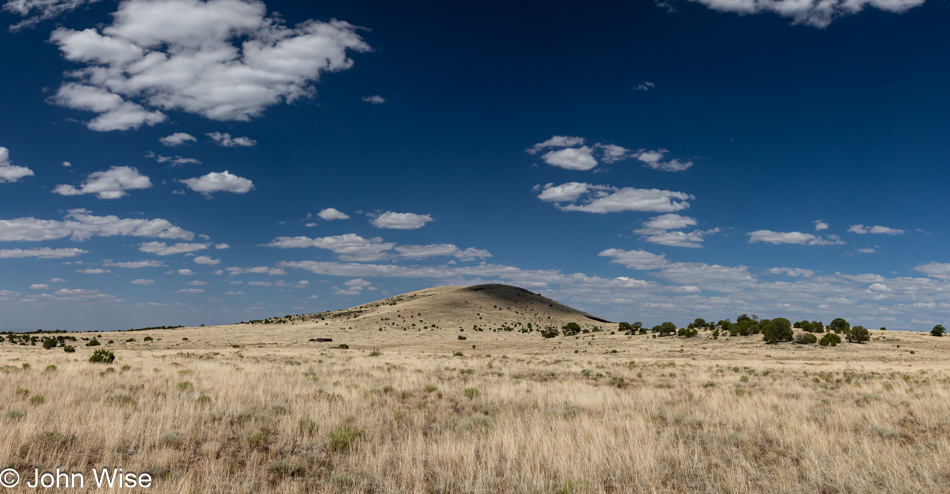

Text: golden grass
xmin=1 ymin=324 xmax=948 ymax=493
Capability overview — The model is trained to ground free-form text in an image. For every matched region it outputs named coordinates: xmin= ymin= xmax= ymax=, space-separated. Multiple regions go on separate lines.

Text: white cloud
xmin=599 ymin=248 xmax=753 ymax=290
xmin=4 ymin=0 xmax=97 ymax=30
xmin=848 ymin=224 xmax=904 ymax=235
xmin=748 ymin=230 xmax=844 ymax=245
xmin=49 ymin=1 xmax=369 ymax=130
xmin=53 ymin=166 xmax=151 ymax=199
xmin=207 ymin=132 xmax=256 ymax=147
xmin=336 ymin=277 xmax=371 ymax=294
xmin=814 ymin=220 xmax=829 ymax=231
xmin=146 ymin=151 xmax=201 ymax=166
xmin=103 ymin=260 xmax=165 ymax=269
xmin=50 ymin=278 xmax=66 ymax=282
xmin=139 ymin=241 xmax=208 ymax=255
xmin=318 ymin=207 xmax=350 ymax=220
xmin=0 ymin=209 xmax=193 ymax=242
xmin=77 ymin=268 xmax=109 ymax=274
xmin=634 ymin=82 xmax=655 ymax=91
xmin=914 ymin=262 xmax=950 ymax=280
xmin=265 ymin=233 xmax=395 ymax=261
xmin=176 ymin=288 xmax=204 ymax=293
xmin=635 ymin=149 xmax=693 ymax=172
xmin=131 ymin=279 xmax=154 ymax=285
xmin=0 ymin=247 xmax=87 ymax=258
xmin=857 ymin=248 xmax=876 ymax=254
xmin=538 ymin=182 xmax=693 ymax=214
xmin=525 ymin=135 xmax=585 ymax=155
xmin=177 ymin=268 xmax=195 ymax=275
xmin=160 ymin=132 xmax=197 ymax=146
xmin=541 ymin=146 xmax=598 ymax=171
xmin=371 ymin=211 xmax=434 ymax=230
xmin=635 ymin=213 xmax=698 ymax=233
xmin=685 ymin=0 xmax=925 ymax=28
xmin=598 ymin=248 xmax=671 ymax=271
xmin=768 ymin=267 xmax=815 ymax=277
xmin=180 ymin=170 xmax=254 ymax=195
xmin=225 ymin=266 xmax=286 ymax=276
xmin=0 ymin=146 xmax=35 ymax=183
xmin=395 ymin=244 xmax=492 ymax=261
xmin=62 ymin=161 xmax=71 ymax=167
xmin=188 ymin=281 xmax=207 ymax=286
xmin=193 ymin=256 xmax=220 ymax=265
xmin=215 ymin=243 xmax=230 ymax=249
xmin=51 ymin=83 xmax=167 ymax=131
xmin=248 ymin=281 xmax=271 ymax=286
xmin=641 ymin=229 xmax=719 ymax=248
xmin=29 ymin=283 xmax=48 ymax=289
xmin=598 ymin=144 xmax=631 ymax=164
xmin=361 ymin=95 xmax=386 ymax=104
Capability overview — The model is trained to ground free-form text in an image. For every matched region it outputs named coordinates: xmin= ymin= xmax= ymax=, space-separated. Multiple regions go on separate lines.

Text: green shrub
xmin=89 ymin=349 xmax=115 ymax=363
xmin=86 ymin=339 xmax=100 ymax=347
xmin=848 ymin=326 xmax=870 ymax=343
xmin=540 ymin=328 xmax=559 ymax=338
xmin=561 ymin=322 xmax=581 ymax=336
xmin=332 ymin=473 xmax=355 ymax=487
xmin=42 ymin=338 xmax=57 ymax=349
xmin=177 ymin=381 xmax=193 ymax=390
xmin=464 ymin=388 xmax=480 ymax=400
xmin=829 ymin=318 xmax=850 ymax=334
xmin=328 ymin=425 xmax=361 ymax=452
xmin=268 ymin=460 xmax=306 ymax=477
xmin=932 ymin=324 xmax=945 ymax=337
xmin=795 ymin=332 xmax=818 ymax=344
xmin=29 ymin=395 xmax=45 ymax=405
xmin=820 ymin=333 xmax=842 ymax=347
xmin=196 ymin=395 xmax=211 ymax=405
xmin=247 ymin=432 xmax=269 ymax=450
xmin=44 ymin=365 xmax=57 ymax=372
xmin=63 ymin=345 xmax=75 ymax=353
xmin=457 ymin=335 xmax=467 ymax=340
xmin=5 ymin=410 xmax=25 ymax=420
xmin=369 ymin=348 xmax=382 ymax=356
xmin=763 ymin=318 xmax=793 ymax=344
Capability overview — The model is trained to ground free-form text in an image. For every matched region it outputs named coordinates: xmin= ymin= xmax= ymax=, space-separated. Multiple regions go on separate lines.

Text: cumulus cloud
xmin=541 ymin=146 xmax=598 ymax=170
xmin=224 ymin=266 xmax=285 ymax=275
xmin=814 ymin=220 xmax=829 ymax=231
xmin=599 ymin=248 xmax=753 ymax=289
xmin=635 ymin=149 xmax=693 ymax=172
xmin=265 ymin=233 xmax=395 ymax=261
xmin=395 ymin=244 xmax=492 ymax=261
xmin=103 ymin=259 xmax=164 ymax=268
xmin=318 ymin=207 xmax=349 ymax=221
xmin=179 ymin=170 xmax=254 ymax=195
xmin=361 ymin=95 xmax=385 ymax=104
xmin=177 ymin=268 xmax=195 ymax=275
xmin=768 ymin=267 xmax=815 ymax=277
xmin=77 ymin=268 xmax=109 ymax=274
xmin=641 ymin=229 xmax=719 ymax=248
xmin=0 ymin=146 xmax=33 ymax=183
xmin=914 ymin=262 xmax=950 ymax=280
xmin=159 ymin=132 xmax=197 ymax=146
xmin=336 ymin=278 xmax=371 ymax=295
xmin=145 ymin=151 xmax=201 ymax=166
xmin=538 ymin=182 xmax=693 ymax=214
xmin=371 ymin=211 xmax=434 ymax=230
xmin=748 ymin=230 xmax=844 ymax=245
xmin=684 ymin=0 xmax=925 ymax=28
xmin=130 ymin=278 xmax=154 ymax=285
xmin=0 ymin=146 xmax=34 ymax=183
xmin=207 ymin=132 xmax=256 ymax=147
xmin=635 ymin=213 xmax=698 ymax=233
xmin=29 ymin=283 xmax=48 ymax=289
xmin=0 ymin=209 xmax=194 ymax=242
xmin=848 ymin=224 xmax=904 ymax=235
xmin=139 ymin=241 xmax=208 ymax=255
xmin=634 ymin=81 xmax=655 ymax=91
xmin=0 ymin=247 xmax=87 ymax=258
xmin=176 ymin=288 xmax=203 ymax=293
xmin=53 ymin=166 xmax=151 ymax=199
xmin=49 ymin=0 xmax=370 ymax=130
xmin=525 ymin=135 xmax=585 ymax=155
xmin=193 ymin=256 xmax=220 ymax=265
xmin=598 ymin=144 xmax=631 ymax=164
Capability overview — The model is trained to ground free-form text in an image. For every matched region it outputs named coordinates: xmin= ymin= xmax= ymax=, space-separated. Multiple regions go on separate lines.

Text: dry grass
xmin=2 ymin=317 xmax=949 ymax=492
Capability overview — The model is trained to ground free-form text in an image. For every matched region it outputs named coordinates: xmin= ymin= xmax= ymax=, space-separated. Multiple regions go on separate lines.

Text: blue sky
xmin=2 ymin=0 xmax=950 ymax=331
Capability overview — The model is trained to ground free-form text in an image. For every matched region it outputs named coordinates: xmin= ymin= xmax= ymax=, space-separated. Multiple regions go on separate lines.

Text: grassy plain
xmin=2 ymin=319 xmax=948 ymax=493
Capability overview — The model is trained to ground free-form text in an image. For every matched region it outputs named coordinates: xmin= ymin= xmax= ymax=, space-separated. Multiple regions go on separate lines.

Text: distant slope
xmin=293 ymin=284 xmax=611 ymax=331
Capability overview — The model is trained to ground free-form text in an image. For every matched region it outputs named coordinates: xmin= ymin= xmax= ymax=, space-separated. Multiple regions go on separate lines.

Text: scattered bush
xmin=89 ymin=349 xmax=115 ymax=363
xmin=561 ymin=322 xmax=581 ymax=336
xmin=328 ymin=425 xmax=361 ymax=452
xmin=932 ymin=324 xmax=945 ymax=337
xmin=763 ymin=318 xmax=793 ymax=344
xmin=196 ymin=395 xmax=211 ymax=405
xmin=820 ymin=333 xmax=842 ymax=347
xmin=177 ymin=381 xmax=193 ymax=390
xmin=369 ymin=348 xmax=382 ymax=356
xmin=29 ymin=395 xmax=45 ymax=405
xmin=795 ymin=332 xmax=818 ymax=344
xmin=464 ymin=388 xmax=480 ymax=400
xmin=268 ymin=460 xmax=306 ymax=477
xmin=86 ymin=339 xmax=101 ymax=347
xmin=829 ymin=318 xmax=850 ymax=334
xmin=848 ymin=325 xmax=870 ymax=343
xmin=540 ymin=328 xmax=559 ymax=338
xmin=63 ymin=345 xmax=75 ymax=353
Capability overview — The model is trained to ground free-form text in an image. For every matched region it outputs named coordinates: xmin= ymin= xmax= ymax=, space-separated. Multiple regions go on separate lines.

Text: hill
xmin=284 ymin=283 xmax=611 ymax=332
